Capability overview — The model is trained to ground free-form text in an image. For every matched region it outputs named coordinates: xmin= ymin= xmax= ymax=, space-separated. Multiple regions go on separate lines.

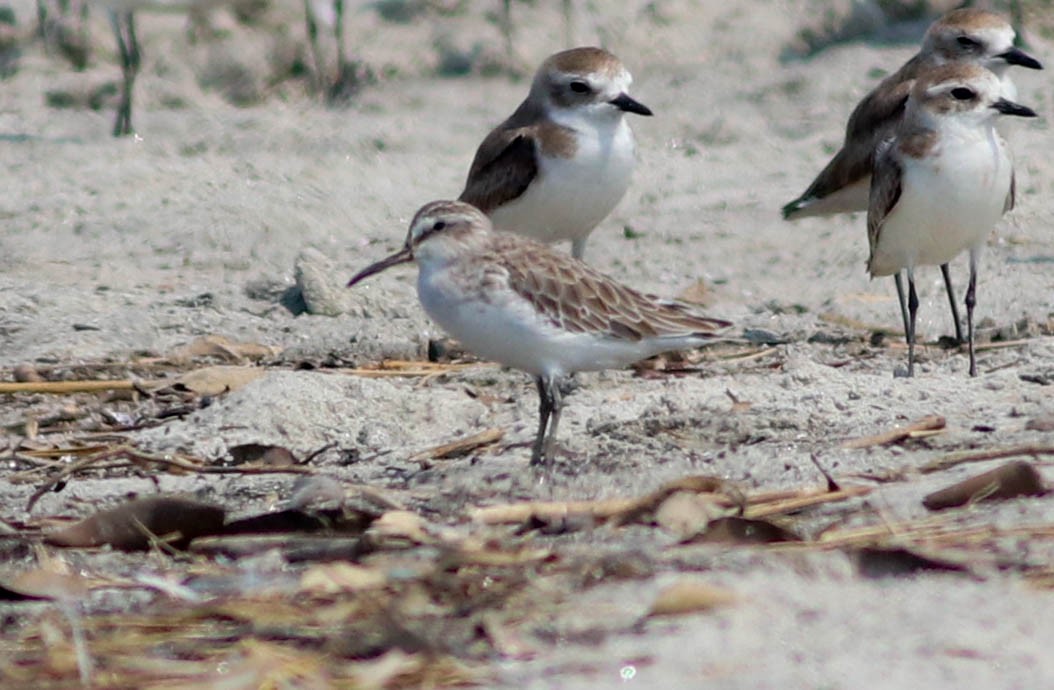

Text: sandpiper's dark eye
xmin=957 ymin=35 xmax=979 ymax=48
xmin=569 ymin=80 xmax=590 ymax=94
xmin=433 ymin=221 xmax=446 ymax=231
xmin=951 ymin=87 xmax=975 ymax=101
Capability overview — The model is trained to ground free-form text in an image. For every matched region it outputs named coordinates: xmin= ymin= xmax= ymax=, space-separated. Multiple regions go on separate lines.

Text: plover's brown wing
xmin=493 ymin=237 xmax=732 ymax=340
xmin=866 ymin=138 xmax=903 ymax=276
xmin=459 ymin=126 xmax=538 ymax=214
xmin=783 ymin=79 xmax=912 ymax=220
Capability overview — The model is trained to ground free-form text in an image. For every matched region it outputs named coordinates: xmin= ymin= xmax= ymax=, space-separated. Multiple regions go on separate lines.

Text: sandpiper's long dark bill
xmin=346 ymin=246 xmax=412 ymax=287
xmin=347 ymin=200 xmax=732 ymax=466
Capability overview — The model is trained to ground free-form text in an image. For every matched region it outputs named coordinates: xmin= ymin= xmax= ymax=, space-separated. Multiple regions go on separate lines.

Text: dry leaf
xmin=676 ymin=278 xmax=710 ymax=305
xmin=922 ymin=461 xmax=1047 ymax=511
xmin=408 ymin=428 xmax=504 ymax=462
xmin=46 ymin=496 xmax=226 ymax=550
xmin=648 ymin=580 xmax=736 ymax=617
xmin=370 ymin=511 xmax=433 ymax=545
xmin=168 ymin=335 xmax=281 ymax=363
xmin=0 ymin=569 xmax=90 ymax=601
xmin=855 ymin=547 xmax=970 ymax=578
xmin=222 ymin=508 xmax=374 ymax=536
xmin=174 ymin=365 xmax=265 ymax=396
xmin=349 ymin=649 xmax=478 ymax=690
xmin=228 ymin=443 xmax=298 ymax=466
xmin=689 ymin=516 xmax=801 ymax=544
xmin=301 ymin=562 xmax=386 ymax=593
xmin=1025 ymin=416 xmax=1054 ymax=432
xmin=654 ymin=491 xmax=724 ymax=540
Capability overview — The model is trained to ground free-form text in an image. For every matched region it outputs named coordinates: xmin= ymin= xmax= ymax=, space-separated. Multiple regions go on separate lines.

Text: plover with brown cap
xmin=783 ymin=8 xmax=1041 ymax=344
xmin=459 ymin=47 xmax=652 ymax=260
xmin=347 ymin=200 xmax=730 ymax=466
xmin=866 ymin=62 xmax=1036 ymax=377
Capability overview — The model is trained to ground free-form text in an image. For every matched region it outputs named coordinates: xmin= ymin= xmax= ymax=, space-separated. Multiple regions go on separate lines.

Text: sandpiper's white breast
xmin=416 ymin=257 xmax=683 ymax=378
xmin=870 ymin=123 xmax=1011 ymax=276
xmin=490 ymin=113 xmax=637 ymax=245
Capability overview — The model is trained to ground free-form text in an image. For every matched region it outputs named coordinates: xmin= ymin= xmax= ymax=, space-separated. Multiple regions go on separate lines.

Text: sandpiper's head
xmin=909 ymin=62 xmax=1037 ymax=124
xmin=346 ymin=201 xmax=492 ymax=287
xmin=922 ymin=9 xmax=1042 ymax=74
xmin=530 ymin=47 xmax=652 ymax=120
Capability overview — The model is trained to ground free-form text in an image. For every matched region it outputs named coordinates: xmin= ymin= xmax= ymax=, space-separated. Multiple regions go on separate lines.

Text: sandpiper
xmin=348 ymin=200 xmax=731 ymax=465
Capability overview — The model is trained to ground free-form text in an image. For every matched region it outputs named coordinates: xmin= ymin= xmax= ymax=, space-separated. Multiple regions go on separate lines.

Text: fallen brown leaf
xmin=688 ymin=516 xmax=801 ymax=545
xmin=168 ymin=335 xmax=281 ymax=363
xmin=0 ymin=569 xmax=90 ymax=601
xmin=46 ymin=495 xmax=226 ymax=550
xmin=173 ymin=365 xmax=266 ymax=396
xmin=923 ymin=461 xmax=1047 ymax=511
xmin=648 ymin=580 xmax=736 ymax=617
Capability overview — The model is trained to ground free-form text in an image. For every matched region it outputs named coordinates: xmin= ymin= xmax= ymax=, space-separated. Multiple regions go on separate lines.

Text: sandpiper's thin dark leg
xmin=965 ymin=254 xmax=978 ymax=377
xmin=894 ymin=272 xmax=910 ymax=339
xmin=530 ymin=376 xmax=553 ymax=466
xmin=110 ymin=10 xmax=139 ymax=136
xmin=500 ymin=0 xmax=514 ymax=59
xmin=303 ymin=0 xmax=324 ymax=94
xmin=542 ymin=377 xmax=563 ymax=464
xmin=333 ymin=0 xmax=346 ymax=81
xmin=940 ymin=263 xmax=964 ymax=344
xmin=561 ymin=0 xmax=573 ymax=46
xmin=571 ymin=238 xmax=587 ymax=260
xmin=906 ymin=274 xmax=919 ymax=377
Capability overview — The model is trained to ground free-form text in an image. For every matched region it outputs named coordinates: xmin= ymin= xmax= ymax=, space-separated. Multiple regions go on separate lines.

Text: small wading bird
xmin=459 ymin=46 xmax=652 ymax=260
xmin=866 ymin=63 xmax=1036 ymax=377
xmin=85 ymin=0 xmax=216 ymax=136
xmin=347 ymin=200 xmax=731 ymax=466
xmin=89 ymin=0 xmax=351 ymax=136
xmin=783 ymin=8 xmax=1042 ymax=344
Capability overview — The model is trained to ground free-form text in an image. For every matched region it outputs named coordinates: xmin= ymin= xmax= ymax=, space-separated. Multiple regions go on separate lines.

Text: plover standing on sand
xmin=866 ymin=63 xmax=1036 ymax=377
xmin=459 ymin=47 xmax=652 ymax=260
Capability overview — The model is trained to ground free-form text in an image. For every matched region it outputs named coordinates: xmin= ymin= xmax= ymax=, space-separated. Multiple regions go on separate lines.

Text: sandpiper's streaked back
xmin=348 ymin=200 xmax=731 ymax=466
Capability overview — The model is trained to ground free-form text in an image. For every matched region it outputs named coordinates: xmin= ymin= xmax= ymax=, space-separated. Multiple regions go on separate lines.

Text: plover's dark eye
xmin=433 ymin=221 xmax=446 ymax=231
xmin=951 ymin=87 xmax=975 ymax=101
xmin=569 ymin=80 xmax=590 ymax=94
xmin=956 ymin=35 xmax=979 ymax=48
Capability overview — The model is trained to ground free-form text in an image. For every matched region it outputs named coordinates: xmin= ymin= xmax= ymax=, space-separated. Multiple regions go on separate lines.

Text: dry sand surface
xmin=3 ymin=0 xmax=1054 ymax=687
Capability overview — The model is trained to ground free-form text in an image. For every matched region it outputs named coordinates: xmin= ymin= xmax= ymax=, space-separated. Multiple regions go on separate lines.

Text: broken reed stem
xmin=0 ymin=380 xmax=142 ymax=395
xmin=471 ymin=479 xmax=867 ymax=526
xmin=841 ymin=415 xmax=946 ymax=450
xmin=408 ymin=428 xmax=505 ymax=462
xmin=26 ymin=445 xmax=319 ymax=511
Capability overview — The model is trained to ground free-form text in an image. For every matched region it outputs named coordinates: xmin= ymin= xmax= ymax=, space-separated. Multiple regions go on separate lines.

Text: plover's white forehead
xmin=912 ymin=62 xmax=1003 ymax=113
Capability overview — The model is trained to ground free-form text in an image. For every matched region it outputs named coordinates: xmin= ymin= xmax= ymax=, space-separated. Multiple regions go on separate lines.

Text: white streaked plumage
xmin=347 ymin=200 xmax=731 ymax=466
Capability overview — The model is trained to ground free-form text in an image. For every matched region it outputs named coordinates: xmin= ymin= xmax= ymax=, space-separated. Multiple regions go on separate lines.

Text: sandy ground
xmin=3 ymin=0 xmax=1054 ymax=687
